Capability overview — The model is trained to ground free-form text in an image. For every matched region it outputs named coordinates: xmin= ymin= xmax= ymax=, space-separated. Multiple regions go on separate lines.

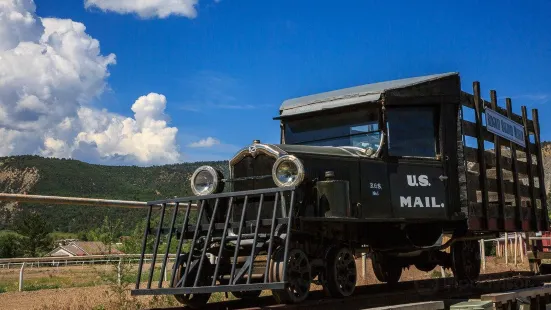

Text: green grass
xmin=23 ymin=283 xmax=61 ymax=291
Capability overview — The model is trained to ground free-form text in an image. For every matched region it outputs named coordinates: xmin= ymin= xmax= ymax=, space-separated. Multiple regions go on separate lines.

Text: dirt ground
xmin=0 ymin=256 xmax=531 ymax=310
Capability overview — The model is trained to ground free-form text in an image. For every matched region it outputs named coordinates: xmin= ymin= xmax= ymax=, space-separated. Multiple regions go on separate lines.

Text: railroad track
xmin=145 ymin=271 xmax=551 ymax=310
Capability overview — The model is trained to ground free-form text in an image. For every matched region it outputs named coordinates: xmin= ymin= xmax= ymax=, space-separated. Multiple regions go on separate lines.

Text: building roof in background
xmin=73 ymin=241 xmax=123 ymax=255
xmin=48 ymin=241 xmax=123 ymax=257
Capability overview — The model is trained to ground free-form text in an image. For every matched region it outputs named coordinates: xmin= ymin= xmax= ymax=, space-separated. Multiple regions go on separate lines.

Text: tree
xmin=0 ymin=232 xmax=22 ymax=258
xmin=89 ymin=216 xmax=122 ymax=253
xmin=13 ymin=211 xmax=53 ymax=257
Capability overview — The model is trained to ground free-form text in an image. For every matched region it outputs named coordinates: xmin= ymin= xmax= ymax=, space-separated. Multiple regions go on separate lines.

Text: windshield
xmin=284 ymin=109 xmax=381 ymax=150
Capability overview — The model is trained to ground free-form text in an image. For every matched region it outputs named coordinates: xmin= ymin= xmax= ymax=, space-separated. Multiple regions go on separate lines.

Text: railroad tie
xmin=364 ymin=301 xmax=445 ymax=310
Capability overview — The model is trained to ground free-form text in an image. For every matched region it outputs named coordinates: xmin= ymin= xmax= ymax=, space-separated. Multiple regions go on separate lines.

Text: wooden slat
xmin=368 ymin=301 xmax=445 ymax=310
xmin=467 ymin=172 xmax=533 ymax=198
xmin=532 ymin=108 xmax=549 ymax=231
xmin=473 ymin=82 xmax=488 ymax=229
xmin=464 ymin=147 xmax=538 ymax=178
xmin=480 ymin=284 xmax=551 ymax=303
xmin=521 ymin=106 xmax=538 ymax=231
xmin=462 ymin=120 xmax=495 ymax=142
xmin=490 ymin=90 xmax=505 ymax=229
xmin=460 ymin=92 xmax=526 ymax=125
xmin=461 ymin=91 xmax=474 ymax=108
xmin=506 ymin=98 xmax=522 ymax=228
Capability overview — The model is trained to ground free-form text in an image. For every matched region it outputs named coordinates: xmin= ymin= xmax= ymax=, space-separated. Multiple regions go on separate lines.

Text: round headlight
xmin=191 ymin=166 xmax=224 ymax=196
xmin=272 ymin=155 xmax=305 ymax=187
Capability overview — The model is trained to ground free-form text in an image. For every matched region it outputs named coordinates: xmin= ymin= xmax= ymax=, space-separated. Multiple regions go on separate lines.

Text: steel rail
xmin=143 ymin=272 xmax=551 ymax=310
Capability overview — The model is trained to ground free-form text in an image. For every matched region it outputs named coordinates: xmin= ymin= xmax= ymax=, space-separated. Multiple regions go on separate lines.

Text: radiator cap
xmin=325 ymin=171 xmax=335 ymax=180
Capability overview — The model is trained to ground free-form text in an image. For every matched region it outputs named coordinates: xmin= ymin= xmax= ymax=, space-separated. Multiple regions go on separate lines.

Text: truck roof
xmin=279 ymin=72 xmax=458 ymax=118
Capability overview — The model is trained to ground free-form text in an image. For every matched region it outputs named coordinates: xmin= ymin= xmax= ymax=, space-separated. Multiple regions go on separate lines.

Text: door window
xmin=386 ymin=107 xmax=438 ymax=158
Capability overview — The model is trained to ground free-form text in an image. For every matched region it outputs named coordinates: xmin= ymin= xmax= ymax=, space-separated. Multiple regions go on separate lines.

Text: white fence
xmin=0 ymin=254 xmax=177 ymax=291
xmin=0 ymin=253 xmax=175 ymax=269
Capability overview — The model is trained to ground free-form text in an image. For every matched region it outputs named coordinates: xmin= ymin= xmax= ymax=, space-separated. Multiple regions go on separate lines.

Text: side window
xmin=386 ymin=107 xmax=438 ymax=158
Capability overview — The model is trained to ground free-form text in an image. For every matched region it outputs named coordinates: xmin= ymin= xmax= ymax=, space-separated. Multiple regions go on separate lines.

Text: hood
xmin=271 ymin=144 xmax=372 ymax=158
xmin=229 ymin=142 xmax=376 ymax=167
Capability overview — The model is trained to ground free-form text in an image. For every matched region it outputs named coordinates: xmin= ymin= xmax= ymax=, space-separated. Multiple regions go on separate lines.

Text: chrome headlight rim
xmin=272 ymin=155 xmax=305 ymax=188
xmin=190 ymin=165 xmax=223 ymax=196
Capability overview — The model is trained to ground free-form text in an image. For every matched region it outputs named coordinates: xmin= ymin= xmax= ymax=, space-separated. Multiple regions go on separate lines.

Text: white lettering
xmin=370 ymin=182 xmax=383 ymax=190
xmin=407 ymin=175 xmax=418 ymax=187
xmin=399 ymin=196 xmax=445 ymax=208
xmin=407 ymin=175 xmax=431 ymax=187
xmin=418 ymin=175 xmax=430 ymax=187
xmin=400 ymin=196 xmax=412 ymax=208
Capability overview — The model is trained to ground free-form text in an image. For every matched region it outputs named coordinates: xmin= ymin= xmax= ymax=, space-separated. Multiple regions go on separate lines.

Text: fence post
xmin=164 ymin=262 xmax=168 ymax=282
xmin=19 ymin=262 xmax=26 ymax=292
xmin=362 ymin=253 xmax=366 ymax=278
xmin=519 ymin=234 xmax=524 ymax=263
xmin=117 ymin=258 xmax=122 ymax=285
xmin=514 ymin=232 xmax=518 ymax=266
xmin=480 ymin=239 xmax=486 ymax=271
xmin=505 ymin=233 xmax=508 ymax=265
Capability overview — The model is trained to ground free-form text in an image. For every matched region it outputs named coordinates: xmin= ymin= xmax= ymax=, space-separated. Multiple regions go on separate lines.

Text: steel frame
xmin=131 ymin=186 xmax=296 ymax=296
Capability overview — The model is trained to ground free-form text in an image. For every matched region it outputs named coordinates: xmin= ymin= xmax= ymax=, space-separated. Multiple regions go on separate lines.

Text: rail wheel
xmin=321 ymin=246 xmax=357 ymax=298
xmin=372 ymin=253 xmax=402 ymax=285
xmin=173 ymin=259 xmax=212 ymax=309
xmin=269 ymin=247 xmax=311 ymax=304
xmin=414 ymin=262 xmax=437 ymax=272
xmin=451 ymin=240 xmax=481 ymax=283
xmin=231 ymin=290 xmax=262 ymax=299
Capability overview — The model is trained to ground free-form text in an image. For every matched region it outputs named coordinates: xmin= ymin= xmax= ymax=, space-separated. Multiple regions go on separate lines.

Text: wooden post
xmin=117 ymin=258 xmax=122 ymax=285
xmin=480 ymin=239 xmax=486 ymax=271
xmin=490 ymin=90 xmax=505 ymax=229
xmin=519 ymin=234 xmax=524 ymax=263
xmin=521 ymin=106 xmax=538 ymax=231
xmin=362 ymin=253 xmax=366 ymax=278
xmin=506 ymin=99 xmax=522 ymax=229
xmin=505 ymin=233 xmax=508 ymax=265
xmin=532 ymin=109 xmax=549 ymax=230
xmin=19 ymin=263 xmax=25 ymax=292
xmin=164 ymin=262 xmax=168 ymax=282
xmin=440 ymin=266 xmax=446 ymax=278
xmin=514 ymin=232 xmax=518 ymax=266
xmin=473 ymin=82 xmax=489 ymax=229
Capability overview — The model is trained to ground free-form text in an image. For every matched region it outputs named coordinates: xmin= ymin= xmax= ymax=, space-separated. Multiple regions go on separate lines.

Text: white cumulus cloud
xmin=84 ymin=0 xmax=199 ymax=19
xmin=188 ymin=137 xmax=220 ymax=148
xmin=75 ymin=94 xmax=180 ymax=164
xmin=0 ymin=0 xmax=181 ymax=165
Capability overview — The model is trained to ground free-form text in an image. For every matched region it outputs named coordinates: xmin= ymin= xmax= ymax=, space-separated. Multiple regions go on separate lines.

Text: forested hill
xmin=0 ymin=155 xmax=228 ymax=234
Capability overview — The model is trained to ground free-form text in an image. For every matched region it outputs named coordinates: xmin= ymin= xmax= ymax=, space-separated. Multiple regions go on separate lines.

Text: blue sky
xmin=8 ymin=0 xmax=551 ymax=163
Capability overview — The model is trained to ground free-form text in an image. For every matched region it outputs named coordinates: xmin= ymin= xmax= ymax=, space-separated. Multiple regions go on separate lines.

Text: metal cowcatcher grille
xmin=131 ymin=186 xmax=296 ymax=296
